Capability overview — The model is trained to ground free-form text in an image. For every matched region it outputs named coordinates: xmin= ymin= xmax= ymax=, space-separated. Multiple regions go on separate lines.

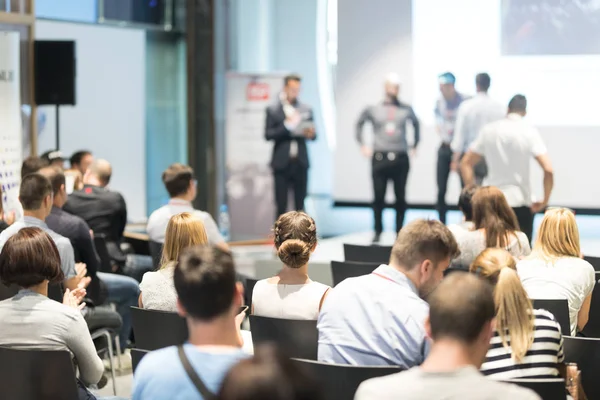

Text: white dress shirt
xmin=451 ymin=92 xmax=505 ymax=154
xmin=470 ymin=113 xmax=547 ymax=207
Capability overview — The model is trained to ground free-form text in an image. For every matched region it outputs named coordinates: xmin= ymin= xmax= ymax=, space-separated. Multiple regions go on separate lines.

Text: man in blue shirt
xmin=317 ymin=219 xmax=460 ymax=367
xmin=133 ymin=246 xmax=248 ymax=400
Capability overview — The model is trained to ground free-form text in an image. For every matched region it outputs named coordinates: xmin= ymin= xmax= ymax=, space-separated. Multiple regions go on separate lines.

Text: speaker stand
xmin=55 ymin=104 xmax=60 ymax=150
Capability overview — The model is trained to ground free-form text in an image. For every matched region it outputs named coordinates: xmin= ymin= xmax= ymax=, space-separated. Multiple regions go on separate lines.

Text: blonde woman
xmin=252 ymin=211 xmax=330 ymax=320
xmin=472 ymin=248 xmax=564 ymax=379
xmin=517 ymin=208 xmax=595 ymax=336
xmin=139 ymin=212 xmax=208 ymax=311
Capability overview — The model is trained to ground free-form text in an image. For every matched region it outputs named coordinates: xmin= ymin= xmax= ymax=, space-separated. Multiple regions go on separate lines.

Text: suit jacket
xmin=265 ymin=100 xmax=317 ymax=171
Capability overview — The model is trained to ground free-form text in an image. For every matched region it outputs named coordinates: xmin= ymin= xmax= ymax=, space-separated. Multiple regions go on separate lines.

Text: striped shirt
xmin=481 ymin=309 xmax=564 ymax=380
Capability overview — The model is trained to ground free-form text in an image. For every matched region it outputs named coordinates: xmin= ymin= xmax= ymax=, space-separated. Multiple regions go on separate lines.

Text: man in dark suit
xmin=265 ymin=74 xmax=317 ymax=218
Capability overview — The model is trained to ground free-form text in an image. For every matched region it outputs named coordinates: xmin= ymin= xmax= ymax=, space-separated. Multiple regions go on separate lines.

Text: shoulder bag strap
xmin=177 ymin=345 xmax=216 ymax=400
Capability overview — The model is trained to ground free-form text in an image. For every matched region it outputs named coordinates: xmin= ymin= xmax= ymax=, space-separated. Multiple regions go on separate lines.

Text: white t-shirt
xmin=470 ymin=113 xmax=547 ymax=207
xmin=252 ymin=279 xmax=330 ymax=320
xmin=517 ymin=256 xmax=596 ymax=335
xmin=139 ymin=266 xmax=178 ymax=312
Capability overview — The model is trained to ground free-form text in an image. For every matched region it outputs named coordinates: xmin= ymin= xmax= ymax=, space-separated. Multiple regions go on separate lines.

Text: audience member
xmin=355 ymin=273 xmax=540 ymax=400
xmin=451 ymin=186 xmax=530 ymax=270
xmin=133 ymin=246 xmax=248 ymax=399
xmin=317 ymin=219 xmax=459 ymax=366
xmin=472 ymin=248 xmax=564 ymax=379
xmin=70 ymin=150 xmax=94 ymax=176
xmin=518 ymin=208 xmax=595 ymax=335
xmin=21 ymin=156 xmax=48 ymax=178
xmin=0 ymin=228 xmax=108 ymax=400
xmin=147 ymin=163 xmax=228 ymax=250
xmin=41 ymin=166 xmax=140 ymax=350
xmin=447 ymin=186 xmax=477 ymax=235
xmin=139 ymin=212 xmax=208 ymax=312
xmin=217 ymin=344 xmax=324 ymax=400
xmin=40 ymin=149 xmax=65 ymax=169
xmin=252 ymin=211 xmax=330 ymax=320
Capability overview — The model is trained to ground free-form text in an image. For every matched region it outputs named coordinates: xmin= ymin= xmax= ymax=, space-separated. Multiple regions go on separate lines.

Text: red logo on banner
xmin=246 ymin=83 xmax=270 ymax=101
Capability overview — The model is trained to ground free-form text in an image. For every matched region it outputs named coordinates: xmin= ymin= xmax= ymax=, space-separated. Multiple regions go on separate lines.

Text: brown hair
xmin=470 ymin=248 xmax=534 ymax=362
xmin=0 ymin=227 xmax=63 ymax=287
xmin=390 ymin=219 xmax=460 ymax=269
xmin=472 ymin=186 xmax=521 ymax=248
xmin=21 ymin=156 xmax=48 ymax=179
xmin=161 ymin=212 xmax=209 ymax=268
xmin=19 ymin=173 xmax=52 ymax=211
xmin=273 ymin=211 xmax=317 ymax=269
xmin=532 ymin=208 xmax=581 ymax=261
xmin=162 ymin=163 xmax=194 ymax=198
xmin=39 ymin=166 xmax=66 ymax=195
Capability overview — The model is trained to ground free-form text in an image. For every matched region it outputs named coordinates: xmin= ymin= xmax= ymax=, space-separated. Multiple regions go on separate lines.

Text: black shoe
xmin=372 ymin=233 xmax=381 ymax=243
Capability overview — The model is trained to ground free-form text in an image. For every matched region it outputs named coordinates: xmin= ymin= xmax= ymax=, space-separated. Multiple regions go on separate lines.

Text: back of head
xmin=38 ymin=166 xmax=65 ymax=196
xmin=470 ymin=248 xmax=534 ymax=361
xmin=218 ymin=344 xmax=324 ymax=400
xmin=19 ymin=173 xmax=52 ymax=211
xmin=475 ymin=73 xmax=491 ymax=92
xmin=88 ymin=159 xmax=112 ymax=186
xmin=472 ymin=186 xmax=520 ymax=248
xmin=534 ymin=208 xmax=580 ymax=260
xmin=458 ymin=186 xmax=477 ymax=222
xmin=162 ymin=163 xmax=194 ymax=198
xmin=273 ymin=211 xmax=317 ymax=269
xmin=390 ymin=219 xmax=460 ymax=269
xmin=161 ymin=212 xmax=209 ymax=267
xmin=428 ymin=273 xmax=495 ymax=344
xmin=438 ymin=72 xmax=456 ymax=85
xmin=21 ymin=156 xmax=48 ymax=179
xmin=69 ymin=150 xmax=91 ymax=168
xmin=508 ymin=94 xmax=527 ymax=114
xmin=174 ymin=245 xmax=236 ymax=320
xmin=0 ymin=227 xmax=63 ymax=288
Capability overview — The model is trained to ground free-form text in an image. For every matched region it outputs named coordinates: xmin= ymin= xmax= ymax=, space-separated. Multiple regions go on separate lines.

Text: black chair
xmin=584 ymin=256 xmax=600 ymax=272
xmin=581 ymin=280 xmax=600 ymax=338
xmin=94 ymin=234 xmax=117 ymax=273
xmin=563 ymin=336 xmax=600 ymax=400
xmin=131 ymin=307 xmax=188 ymax=351
xmin=245 ymin=278 xmax=258 ymax=309
xmin=343 ymin=244 xmax=392 ymax=264
xmin=131 ymin=348 xmax=150 ymax=373
xmin=503 ymin=378 xmax=566 ymax=400
xmin=532 ymin=299 xmax=570 ymax=337
xmin=148 ymin=240 xmax=163 ymax=270
xmin=292 ymin=358 xmax=401 ymax=400
xmin=0 ymin=347 xmax=79 ymax=400
xmin=249 ymin=315 xmax=318 ymax=360
xmin=331 ymin=261 xmax=379 ymax=286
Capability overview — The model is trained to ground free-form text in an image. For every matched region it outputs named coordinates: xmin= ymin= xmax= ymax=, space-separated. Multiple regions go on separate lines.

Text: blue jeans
xmin=123 ymin=254 xmax=154 ymax=282
xmin=97 ymin=272 xmax=139 ymax=350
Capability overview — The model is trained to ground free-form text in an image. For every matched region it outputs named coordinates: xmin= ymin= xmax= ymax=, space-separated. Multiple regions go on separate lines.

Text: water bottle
xmin=218 ymin=204 xmax=231 ymax=242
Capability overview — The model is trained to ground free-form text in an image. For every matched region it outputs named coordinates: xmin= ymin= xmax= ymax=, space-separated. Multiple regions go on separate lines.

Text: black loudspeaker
xmin=34 ymin=40 xmax=76 ymax=105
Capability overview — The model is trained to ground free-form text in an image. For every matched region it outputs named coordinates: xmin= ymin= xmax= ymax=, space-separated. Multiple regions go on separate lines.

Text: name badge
xmin=385 ymin=122 xmax=396 ymax=136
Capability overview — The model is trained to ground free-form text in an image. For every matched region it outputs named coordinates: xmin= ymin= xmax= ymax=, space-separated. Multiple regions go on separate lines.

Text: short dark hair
xmin=218 ymin=344 xmax=325 ymax=400
xmin=70 ymin=150 xmax=92 ymax=167
xmin=38 ymin=166 xmax=65 ymax=196
xmin=0 ymin=227 xmax=63 ymax=287
xmin=458 ymin=186 xmax=478 ymax=221
xmin=284 ymin=74 xmax=302 ymax=86
xmin=21 ymin=156 xmax=48 ymax=179
xmin=475 ymin=73 xmax=491 ymax=92
xmin=174 ymin=246 xmax=236 ymax=320
xmin=428 ymin=273 xmax=495 ymax=343
xmin=162 ymin=163 xmax=194 ymax=198
xmin=508 ymin=94 xmax=527 ymax=113
xmin=19 ymin=174 xmax=52 ymax=211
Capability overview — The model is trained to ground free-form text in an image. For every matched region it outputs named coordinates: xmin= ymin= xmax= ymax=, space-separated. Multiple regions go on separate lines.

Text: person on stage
xmin=435 ymin=72 xmax=467 ymax=224
xmin=356 ymin=73 xmax=420 ymax=243
xmin=265 ymin=74 xmax=316 ymax=219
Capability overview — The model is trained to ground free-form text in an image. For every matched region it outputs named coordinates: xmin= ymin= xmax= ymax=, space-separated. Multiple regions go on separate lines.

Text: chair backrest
xmin=131 ymin=348 xmax=150 ymax=373
xmin=249 ymin=315 xmax=318 ymax=360
xmin=292 ymin=358 xmax=401 ymax=400
xmin=581 ymin=279 xmax=600 ymax=338
xmin=532 ymin=299 xmax=571 ymax=337
xmin=148 ymin=240 xmax=163 ymax=270
xmin=331 ymin=261 xmax=380 ymax=286
xmin=245 ymin=278 xmax=258 ymax=307
xmin=131 ymin=306 xmax=189 ymax=351
xmin=0 ymin=347 xmax=79 ymax=400
xmin=94 ymin=234 xmax=114 ymax=273
xmin=503 ymin=379 xmax=566 ymax=400
xmin=584 ymin=256 xmax=600 ymax=272
xmin=0 ymin=283 xmax=62 ymax=303
xmin=563 ymin=336 xmax=600 ymax=400
xmin=0 ymin=283 xmax=18 ymax=301
xmin=343 ymin=244 xmax=392 ymax=264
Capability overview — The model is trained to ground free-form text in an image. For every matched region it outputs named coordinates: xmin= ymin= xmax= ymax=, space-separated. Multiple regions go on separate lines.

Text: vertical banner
xmin=0 ymin=32 xmax=23 ymax=217
xmin=225 ymin=73 xmax=286 ymax=240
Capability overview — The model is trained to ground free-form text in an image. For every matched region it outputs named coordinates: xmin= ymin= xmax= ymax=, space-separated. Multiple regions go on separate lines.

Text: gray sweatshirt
xmin=357 ymin=100 xmax=420 ymax=153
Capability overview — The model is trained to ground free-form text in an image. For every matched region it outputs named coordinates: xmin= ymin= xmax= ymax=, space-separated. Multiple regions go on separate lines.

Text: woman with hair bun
xmin=252 ymin=211 xmax=330 ymax=320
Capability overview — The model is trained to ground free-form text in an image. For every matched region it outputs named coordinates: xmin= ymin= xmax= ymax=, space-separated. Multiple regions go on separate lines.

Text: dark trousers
xmin=513 ymin=206 xmax=534 ymax=244
xmin=436 ymin=144 xmax=452 ymax=224
xmin=274 ymin=159 xmax=308 ymax=218
xmin=372 ymin=152 xmax=410 ymax=234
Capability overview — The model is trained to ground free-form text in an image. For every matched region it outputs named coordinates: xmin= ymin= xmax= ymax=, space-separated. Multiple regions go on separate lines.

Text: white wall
xmin=35 ymin=21 xmax=147 ymax=221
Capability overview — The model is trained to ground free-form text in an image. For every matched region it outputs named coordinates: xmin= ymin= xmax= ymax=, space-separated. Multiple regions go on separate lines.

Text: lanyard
xmin=372 ymin=272 xmax=399 ymax=285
